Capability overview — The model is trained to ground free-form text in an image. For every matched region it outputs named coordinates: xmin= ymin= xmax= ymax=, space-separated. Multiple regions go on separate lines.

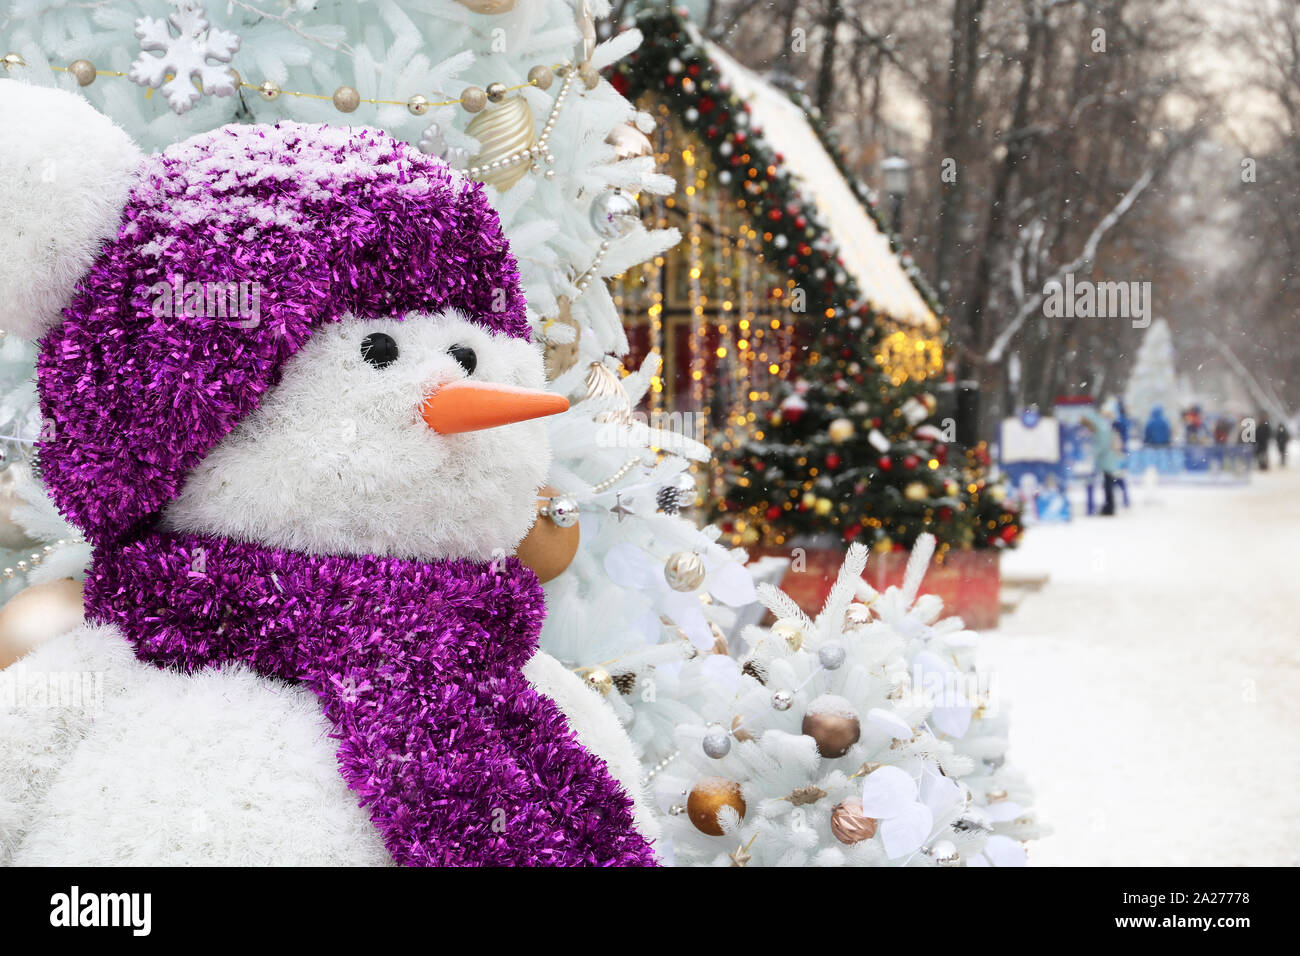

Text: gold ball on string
xmin=527 ymin=64 xmax=554 ymax=90
xmin=258 ymin=80 xmax=281 ymax=101
xmin=67 ymin=59 xmax=96 ymax=86
xmin=455 ymin=0 xmax=516 ymax=12
xmin=407 ymin=94 xmax=430 ymax=116
xmin=1 ymin=53 xmax=26 ymax=72
xmin=486 ymin=81 xmax=508 ymax=103
xmin=460 ymin=85 xmax=488 ymax=113
xmin=332 ymin=85 xmax=361 ymax=113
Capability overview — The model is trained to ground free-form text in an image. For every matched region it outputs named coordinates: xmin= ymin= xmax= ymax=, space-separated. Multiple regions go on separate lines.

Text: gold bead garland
xmin=5 ymin=53 xmax=571 ymax=116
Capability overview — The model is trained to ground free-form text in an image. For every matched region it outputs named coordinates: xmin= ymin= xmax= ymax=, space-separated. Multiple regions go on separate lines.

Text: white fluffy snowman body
xmin=1 ymin=623 xmax=654 ymax=866
xmin=0 ymin=309 xmax=657 ymax=866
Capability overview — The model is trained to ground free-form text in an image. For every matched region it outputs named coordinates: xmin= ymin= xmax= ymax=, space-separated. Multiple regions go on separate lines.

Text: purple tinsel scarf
xmin=83 ymin=530 xmax=658 ymax=867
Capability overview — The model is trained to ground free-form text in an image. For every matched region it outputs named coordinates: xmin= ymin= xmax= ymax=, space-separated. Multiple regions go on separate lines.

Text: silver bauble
xmin=929 ymin=839 xmax=961 ymax=867
xmin=544 ymin=494 xmax=580 ymax=529
xmin=589 ymin=188 xmax=640 ymax=239
xmin=702 ymin=724 xmax=732 ymax=759
xmin=818 ymin=644 xmax=846 ymax=670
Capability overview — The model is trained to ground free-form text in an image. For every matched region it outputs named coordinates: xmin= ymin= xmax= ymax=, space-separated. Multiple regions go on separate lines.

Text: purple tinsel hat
xmin=35 ymin=120 xmax=529 ymax=546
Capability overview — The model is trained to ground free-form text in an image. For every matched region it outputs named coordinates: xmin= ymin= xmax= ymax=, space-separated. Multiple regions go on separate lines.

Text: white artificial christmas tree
xmin=1125 ymin=318 xmax=1183 ymax=440
xmin=652 ymin=537 xmax=1040 ymax=866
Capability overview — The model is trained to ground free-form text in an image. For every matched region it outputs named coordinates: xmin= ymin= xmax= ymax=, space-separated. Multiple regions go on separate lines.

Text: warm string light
xmin=874 ymin=322 xmax=944 ymax=385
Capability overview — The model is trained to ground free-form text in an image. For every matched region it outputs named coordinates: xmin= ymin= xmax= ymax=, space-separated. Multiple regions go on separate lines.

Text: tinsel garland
xmin=85 ymin=530 xmax=658 ymax=867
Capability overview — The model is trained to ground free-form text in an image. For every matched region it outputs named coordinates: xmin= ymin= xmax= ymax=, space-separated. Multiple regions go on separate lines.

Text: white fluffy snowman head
xmin=1 ymin=81 xmax=565 ymax=561
xmin=160 ymin=310 xmax=560 ymax=561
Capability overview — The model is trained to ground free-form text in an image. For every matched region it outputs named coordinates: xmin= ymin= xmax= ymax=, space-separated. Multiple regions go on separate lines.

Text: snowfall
xmin=980 ymin=460 xmax=1300 ymax=866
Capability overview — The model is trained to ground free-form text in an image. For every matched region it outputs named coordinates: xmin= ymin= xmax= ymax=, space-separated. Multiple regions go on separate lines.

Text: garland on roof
xmin=793 ymin=93 xmax=947 ymax=315
xmin=614 ymin=8 xmax=896 ymax=350
xmin=613 ymin=6 xmax=946 ymax=322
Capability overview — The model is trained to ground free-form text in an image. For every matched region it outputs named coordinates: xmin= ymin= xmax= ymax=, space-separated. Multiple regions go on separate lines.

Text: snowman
xmin=0 ymin=83 xmax=658 ymax=866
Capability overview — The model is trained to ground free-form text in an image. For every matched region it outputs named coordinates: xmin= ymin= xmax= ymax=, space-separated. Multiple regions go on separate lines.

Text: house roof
xmin=703 ymin=40 xmax=939 ymax=332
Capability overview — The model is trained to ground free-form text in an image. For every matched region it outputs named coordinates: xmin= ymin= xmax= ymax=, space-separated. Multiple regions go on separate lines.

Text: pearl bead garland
xmin=463 ymin=67 xmax=574 ymax=185
xmin=2 ymin=538 xmax=77 ymax=582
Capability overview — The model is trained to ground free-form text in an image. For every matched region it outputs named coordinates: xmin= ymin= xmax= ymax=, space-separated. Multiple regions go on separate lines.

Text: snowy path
xmin=980 ymin=466 xmax=1300 ymax=866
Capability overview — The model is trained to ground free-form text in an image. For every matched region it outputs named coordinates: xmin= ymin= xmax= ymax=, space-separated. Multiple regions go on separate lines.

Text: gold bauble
xmin=68 ymin=59 xmax=96 ymax=86
xmin=465 ymin=96 xmax=537 ymax=190
xmin=843 ymin=601 xmax=873 ymax=631
xmin=332 ymin=85 xmax=361 ymax=113
xmin=543 ymin=298 xmax=581 ymax=380
xmin=830 ymin=797 xmax=878 ymax=844
xmin=527 ymin=65 xmax=554 ymax=90
xmin=582 ymin=362 xmax=633 ymax=424
xmin=407 ymin=94 xmax=430 ymax=116
xmin=455 ymin=0 xmax=516 ymax=12
xmin=605 ymin=122 xmax=654 ymax=160
xmin=485 ymin=81 xmax=508 ymax=104
xmin=0 ymin=469 xmax=40 ymax=551
xmin=731 ymin=714 xmax=753 ymax=742
xmin=709 ymin=622 xmax=729 ymax=656
xmin=802 ymin=709 xmax=861 ymax=758
xmin=687 ymin=777 xmax=746 ymax=836
xmin=663 ymin=551 xmax=706 ymax=592
xmin=0 ymin=578 xmax=85 ymax=670
xmin=460 ymin=85 xmax=488 ymax=113
xmin=577 ymin=666 xmax=612 ymax=695
xmin=772 ymin=617 xmax=804 ymax=651
xmin=514 ymin=484 xmax=580 ymax=583
xmin=828 ymin=417 xmax=855 ymax=444
xmin=259 ymin=80 xmax=281 ymax=101
xmin=904 ymin=481 xmax=929 ymax=502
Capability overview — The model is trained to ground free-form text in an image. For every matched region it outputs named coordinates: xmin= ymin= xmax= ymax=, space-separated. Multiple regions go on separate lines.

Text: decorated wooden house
xmin=605 ymin=9 xmax=1017 ymax=627
xmin=608 ymin=8 xmax=946 ymax=496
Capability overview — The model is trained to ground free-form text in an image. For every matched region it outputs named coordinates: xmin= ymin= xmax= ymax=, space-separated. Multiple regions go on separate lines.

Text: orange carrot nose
xmin=421 ymin=379 xmax=569 ymax=434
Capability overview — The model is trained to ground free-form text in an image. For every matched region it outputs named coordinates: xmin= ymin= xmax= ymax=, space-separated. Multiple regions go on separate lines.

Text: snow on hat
xmin=0 ymin=82 xmax=528 ymax=546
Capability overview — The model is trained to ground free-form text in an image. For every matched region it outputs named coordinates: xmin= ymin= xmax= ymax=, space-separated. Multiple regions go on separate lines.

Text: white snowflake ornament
xmin=129 ymin=0 xmax=241 ymax=114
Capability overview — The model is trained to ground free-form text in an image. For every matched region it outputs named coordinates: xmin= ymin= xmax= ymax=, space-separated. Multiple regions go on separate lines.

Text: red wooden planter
xmin=751 ymin=546 xmax=1002 ymax=630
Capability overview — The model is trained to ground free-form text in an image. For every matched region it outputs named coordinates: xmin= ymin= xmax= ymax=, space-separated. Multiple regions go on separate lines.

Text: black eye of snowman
xmin=360 ymin=332 xmax=400 ymax=369
xmin=448 ymin=344 xmax=477 ymax=376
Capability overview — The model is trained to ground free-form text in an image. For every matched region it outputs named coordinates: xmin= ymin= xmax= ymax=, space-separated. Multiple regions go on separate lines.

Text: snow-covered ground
xmin=981 ymin=463 xmax=1300 ymax=866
